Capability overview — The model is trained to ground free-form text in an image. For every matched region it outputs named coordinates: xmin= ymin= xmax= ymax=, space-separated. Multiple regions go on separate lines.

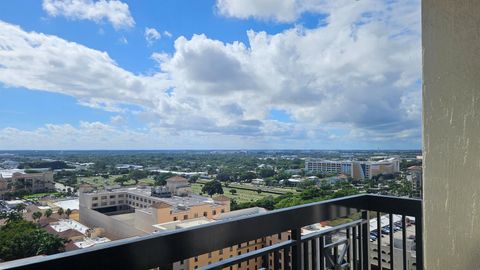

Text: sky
xmin=0 ymin=0 xmax=421 ymax=150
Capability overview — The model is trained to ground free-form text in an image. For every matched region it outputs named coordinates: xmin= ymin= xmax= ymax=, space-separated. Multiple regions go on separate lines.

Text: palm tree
xmin=45 ymin=209 xmax=53 ymax=218
xmin=57 ymin=207 xmax=64 ymax=217
xmin=65 ymin=208 xmax=72 ymax=219
xmin=32 ymin=211 xmax=42 ymax=223
xmin=15 ymin=203 xmax=26 ymax=212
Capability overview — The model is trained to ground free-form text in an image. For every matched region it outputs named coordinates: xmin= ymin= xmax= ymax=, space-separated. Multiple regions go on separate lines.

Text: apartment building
xmin=0 ymin=169 xmax=54 ymax=196
xmin=407 ymin=166 xmax=423 ymax=198
xmin=305 ymin=157 xmax=400 ymax=180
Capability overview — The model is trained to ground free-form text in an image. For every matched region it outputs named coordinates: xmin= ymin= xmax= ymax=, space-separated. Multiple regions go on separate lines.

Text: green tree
xmin=259 ymin=168 xmax=275 ymax=178
xmin=15 ymin=204 xmax=26 ymax=212
xmin=45 ymin=209 xmax=53 ymax=218
xmin=0 ymin=219 xmax=66 ymax=261
xmin=201 ymin=180 xmax=224 ymax=197
xmin=32 ymin=212 xmax=42 ymax=223
xmin=114 ymin=175 xmax=129 ymax=186
xmin=65 ymin=209 xmax=72 ymax=219
xmin=215 ymin=172 xmax=231 ymax=182
xmin=154 ymin=173 xmax=174 ymax=186
xmin=229 ymin=189 xmax=237 ymax=195
xmin=129 ymin=170 xmax=148 ymax=185
xmin=239 ymin=172 xmax=256 ymax=182
xmin=57 ymin=207 xmax=64 ymax=217
xmin=189 ymin=175 xmax=199 ymax=183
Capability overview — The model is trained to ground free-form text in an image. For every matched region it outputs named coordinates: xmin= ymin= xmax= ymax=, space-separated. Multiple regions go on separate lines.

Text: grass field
xmin=191 ymin=183 xmax=279 ymax=204
xmin=77 ymin=175 xmax=154 ymax=187
xmin=22 ymin=192 xmax=63 ymax=200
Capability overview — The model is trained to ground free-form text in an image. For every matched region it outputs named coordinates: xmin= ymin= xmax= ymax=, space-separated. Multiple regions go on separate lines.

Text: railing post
xmin=415 ymin=214 xmax=424 ymax=270
xmin=291 ymin=228 xmax=302 ymax=270
xmin=361 ymin=211 xmax=370 ymax=270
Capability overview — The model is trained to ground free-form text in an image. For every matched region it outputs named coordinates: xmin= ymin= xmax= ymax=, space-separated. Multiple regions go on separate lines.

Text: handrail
xmin=0 ymin=194 xmax=422 ymax=270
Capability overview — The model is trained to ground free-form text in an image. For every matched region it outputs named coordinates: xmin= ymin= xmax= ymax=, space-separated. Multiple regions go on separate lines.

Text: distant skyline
xmin=0 ymin=0 xmax=421 ymax=150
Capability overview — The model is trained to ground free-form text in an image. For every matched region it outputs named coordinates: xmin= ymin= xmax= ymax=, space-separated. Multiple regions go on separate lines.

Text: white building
xmin=305 ymin=157 xmax=400 ymax=180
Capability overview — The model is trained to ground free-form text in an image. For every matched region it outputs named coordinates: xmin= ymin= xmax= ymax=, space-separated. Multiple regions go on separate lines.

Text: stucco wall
xmin=79 ymin=206 xmax=145 ymax=240
xmin=423 ymin=0 xmax=480 ymax=269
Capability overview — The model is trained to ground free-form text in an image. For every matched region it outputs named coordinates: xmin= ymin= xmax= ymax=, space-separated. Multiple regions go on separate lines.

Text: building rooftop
xmin=166 ymin=176 xmax=188 ymax=183
xmin=152 ymin=217 xmax=213 ymax=232
xmin=0 ymin=169 xmax=24 ymax=178
xmin=214 ymin=207 xmax=267 ymax=221
xmin=50 ymin=219 xmax=90 ymax=234
xmin=73 ymin=237 xmax=110 ymax=249
xmin=53 ymin=199 xmax=80 ymax=210
xmin=83 ymin=186 xmax=221 ymax=212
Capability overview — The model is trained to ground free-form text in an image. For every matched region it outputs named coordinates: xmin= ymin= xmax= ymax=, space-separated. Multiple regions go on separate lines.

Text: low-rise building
xmin=0 ymin=169 xmax=54 ymax=196
xmin=79 ymin=176 xmax=230 ymax=240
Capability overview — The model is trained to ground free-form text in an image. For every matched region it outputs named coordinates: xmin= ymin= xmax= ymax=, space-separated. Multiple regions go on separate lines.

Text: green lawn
xmin=22 ymin=192 xmax=63 ymax=200
xmin=191 ymin=183 xmax=279 ymax=204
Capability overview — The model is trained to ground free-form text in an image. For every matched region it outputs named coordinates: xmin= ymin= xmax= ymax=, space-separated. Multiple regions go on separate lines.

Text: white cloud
xmin=144 ymin=27 xmax=161 ymax=45
xmin=0 ymin=21 xmax=170 ymax=112
xmin=163 ymin=31 xmax=172 ymax=38
xmin=119 ymin=36 xmax=128 ymax=44
xmin=0 ymin=0 xmax=422 ymax=148
xmin=110 ymin=115 xmax=125 ymax=125
xmin=42 ymin=0 xmax=135 ymax=29
xmin=216 ymin=0 xmax=298 ymax=22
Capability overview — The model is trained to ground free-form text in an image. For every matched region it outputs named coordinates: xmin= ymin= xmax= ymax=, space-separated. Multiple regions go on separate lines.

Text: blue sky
xmin=0 ymin=0 xmax=421 ymax=150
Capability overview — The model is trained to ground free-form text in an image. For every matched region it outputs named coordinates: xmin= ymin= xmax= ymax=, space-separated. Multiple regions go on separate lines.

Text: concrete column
xmin=423 ymin=0 xmax=480 ymax=269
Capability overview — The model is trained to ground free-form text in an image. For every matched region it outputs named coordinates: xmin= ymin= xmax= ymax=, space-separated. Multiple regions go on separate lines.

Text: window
xmin=203 ymin=211 xmax=208 ymax=217
xmin=194 ymin=256 xmax=198 ymax=262
xmin=183 ymin=215 xmax=188 ymax=220
xmin=208 ymin=252 xmax=212 ymax=258
xmin=92 ymin=203 xmax=98 ymax=207
xmin=174 ymin=217 xmax=178 ymax=221
xmin=101 ymin=196 xmax=107 ymax=200
xmin=109 ymin=201 xmax=115 ymax=205
xmin=109 ymin=195 xmax=116 ymax=199
xmin=212 ymin=210 xmax=216 ymax=215
xmin=221 ymin=209 xmax=225 ymax=213
xmin=194 ymin=213 xmax=198 ymax=218
xmin=118 ymin=200 xmax=124 ymax=204
xmin=219 ymin=249 xmax=223 ymax=255
xmin=118 ymin=194 xmax=124 ymax=198
xmin=92 ymin=197 xmax=98 ymax=201
xmin=101 ymin=202 xmax=107 ymax=206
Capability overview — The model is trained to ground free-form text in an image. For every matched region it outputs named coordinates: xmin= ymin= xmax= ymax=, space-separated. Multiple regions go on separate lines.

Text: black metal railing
xmin=0 ymin=194 xmax=422 ymax=270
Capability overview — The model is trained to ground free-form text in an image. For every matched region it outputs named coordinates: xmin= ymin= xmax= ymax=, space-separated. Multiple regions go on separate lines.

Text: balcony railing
xmin=0 ymin=194 xmax=422 ymax=270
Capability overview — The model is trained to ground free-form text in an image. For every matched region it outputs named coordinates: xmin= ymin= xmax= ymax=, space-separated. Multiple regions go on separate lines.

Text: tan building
xmin=79 ymin=177 xmax=230 ymax=239
xmin=153 ymin=207 xmax=291 ymax=270
xmin=0 ymin=169 xmax=54 ymax=196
